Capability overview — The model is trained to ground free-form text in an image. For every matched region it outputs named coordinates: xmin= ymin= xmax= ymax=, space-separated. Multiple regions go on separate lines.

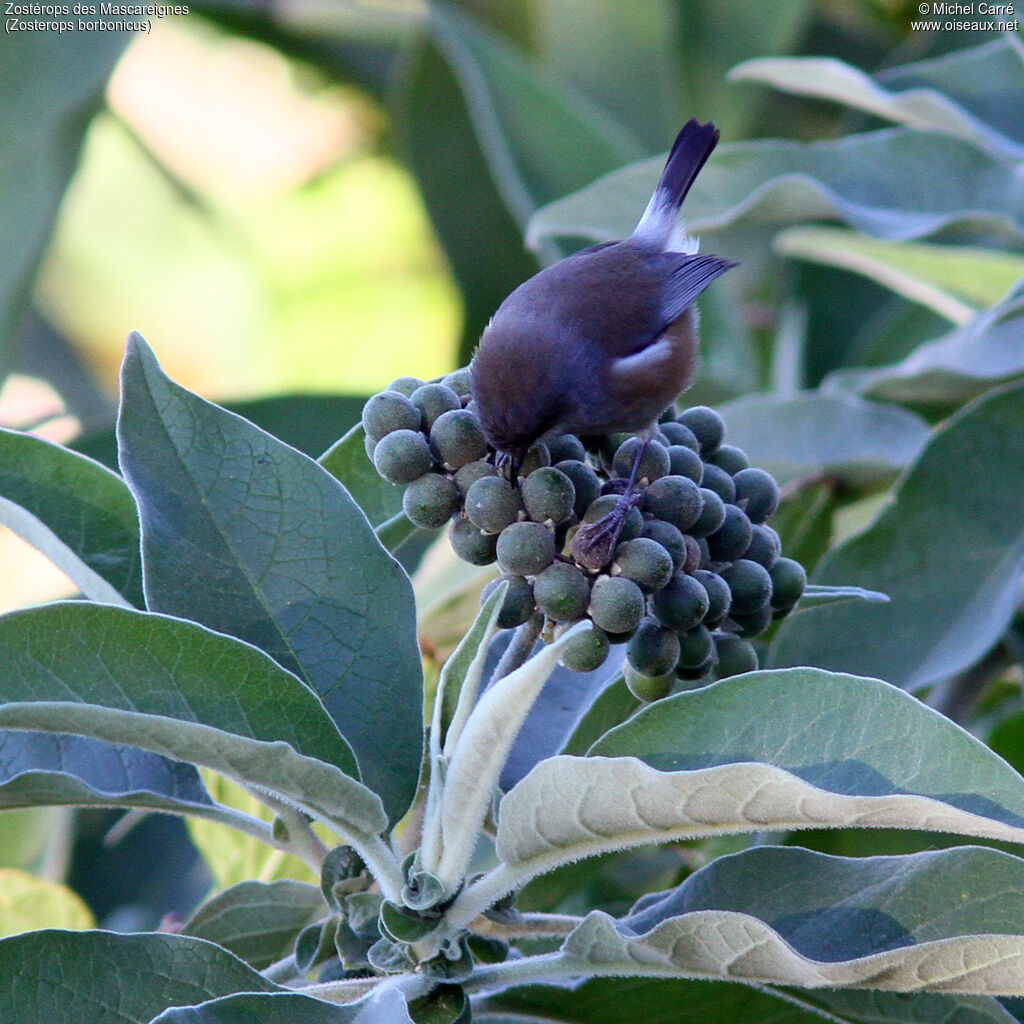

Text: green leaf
xmin=183 ymin=880 xmax=326 ymax=970
xmin=775 ymin=227 xmax=1024 ymax=322
xmin=0 ymin=869 xmax=93 ymax=936
xmin=427 ymin=4 xmax=643 ymax=231
xmin=0 ymin=427 xmax=142 ymax=606
xmin=117 ymin=333 xmax=422 ymax=825
xmin=0 ymin=731 xmax=217 ymax=821
xmin=554 ymin=846 xmax=1024 ymax=993
xmin=477 ymin=977 xmax=840 ymax=1023
xmin=827 ymin=283 xmax=1024 ymax=411
xmin=716 ymin=392 xmax=930 ymax=487
xmin=769 ymin=381 xmax=1024 ymax=689
xmin=392 ymin=31 xmax=541 ymax=363
xmin=151 ymin=987 xmax=416 ymax=1023
xmin=492 ymin=668 xmax=1024 ymax=888
xmin=527 ymin=129 xmax=1024 ymax=250
xmin=0 ymin=930 xmax=276 ymax=1024
xmin=0 ymin=32 xmax=130 ymax=365
xmin=729 ymin=45 xmax=1024 ymax=160
xmin=0 ymin=601 xmax=386 ymax=836
xmin=318 ymin=424 xmax=407 ymax=531
xmin=560 ymin=676 xmax=637 ymax=758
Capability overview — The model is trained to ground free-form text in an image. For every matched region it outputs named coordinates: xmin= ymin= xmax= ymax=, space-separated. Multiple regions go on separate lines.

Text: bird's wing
xmin=657 ymin=253 xmax=737 ymax=327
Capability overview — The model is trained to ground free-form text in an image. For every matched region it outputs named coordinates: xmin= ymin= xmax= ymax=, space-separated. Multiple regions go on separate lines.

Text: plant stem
xmin=471 ymin=911 xmax=583 ymax=939
xmin=490 ymin=612 xmax=543 ymax=684
xmin=245 ymin=786 xmax=330 ymax=872
xmin=302 ymin=971 xmax=434 ymax=1005
xmin=462 ymin=950 xmax=577 ymax=992
xmin=444 ymin=863 xmax=521 ymax=931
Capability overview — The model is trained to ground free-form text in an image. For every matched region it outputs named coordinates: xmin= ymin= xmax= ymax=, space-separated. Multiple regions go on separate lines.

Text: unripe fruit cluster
xmin=363 ymin=375 xmax=806 ymax=698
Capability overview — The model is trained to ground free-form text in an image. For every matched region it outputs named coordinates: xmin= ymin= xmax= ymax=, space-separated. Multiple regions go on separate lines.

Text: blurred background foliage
xmin=2 ymin=0 xmax=1023 ymax=932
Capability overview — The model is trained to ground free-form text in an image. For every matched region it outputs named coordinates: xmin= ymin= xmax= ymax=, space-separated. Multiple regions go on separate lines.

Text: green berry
xmin=720 ymin=558 xmax=772 ymax=615
xmin=652 ymin=573 xmax=710 ymax=632
xmin=641 ymin=520 xmax=686 ymax=572
xmin=612 ymin=537 xmax=673 ymax=593
xmin=387 ymin=376 xmax=424 ymax=397
xmin=534 ymin=562 xmax=591 ymax=622
xmin=559 ymin=622 xmax=610 ymax=673
xmin=641 ymin=475 xmax=703 ymax=531
xmin=363 ymin=432 xmax=377 ymax=460
xmin=555 ymin=460 xmax=601 ymax=519
xmin=481 ymin=574 xmax=536 ymax=629
xmin=693 ymin=569 xmax=731 ymax=626
xmin=546 ymin=433 xmax=586 ymax=463
xmin=706 ymin=505 xmax=753 ymax=562
xmin=588 ymin=576 xmax=645 ymax=634
xmin=676 ymin=624 xmax=714 ymax=670
xmin=454 ymin=460 xmax=496 ymax=499
xmin=411 ymin=383 xmax=461 ymax=432
xmin=770 ymin=557 xmax=807 ymax=610
xmin=689 ymin=487 xmax=726 ymax=537
xmin=521 ymin=467 xmax=575 ymax=525
xmin=429 ymin=409 xmax=487 ymax=470
xmin=402 ymin=472 xmax=459 ymax=529
xmin=373 ymin=429 xmax=433 ymax=484
xmin=519 ymin=443 xmax=551 ymax=477
xmin=714 ymin=635 xmax=759 ymax=678
xmin=362 ymin=391 xmax=422 ymax=441
xmin=744 ymin=524 xmax=781 ymax=568
xmin=733 ymin=468 xmax=780 ymax=525
xmin=678 ymin=406 xmax=724 ymax=454
xmin=441 ymin=367 xmax=473 ymax=398
xmin=496 ymin=522 xmax=557 ymax=576
xmin=708 ymin=444 xmax=749 ymax=474
xmin=660 ymin=421 xmax=700 ymax=451
xmin=448 ymin=519 xmax=497 ymax=565
xmin=627 ymin=618 xmax=681 ymax=677
xmin=581 ymin=495 xmax=643 ymax=542
xmin=731 ymin=603 xmax=773 ymax=639
xmin=666 ymin=444 xmax=703 ymax=483
xmin=624 ymin=663 xmax=675 ymax=702
xmin=465 ymin=476 xmax=522 ymax=534
xmin=612 ymin=438 xmax=670 ymax=483
xmin=699 ymin=463 xmax=736 ymax=504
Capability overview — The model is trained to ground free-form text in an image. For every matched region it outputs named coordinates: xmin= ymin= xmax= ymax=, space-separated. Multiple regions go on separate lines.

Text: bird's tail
xmin=632 ymin=119 xmax=718 ymax=251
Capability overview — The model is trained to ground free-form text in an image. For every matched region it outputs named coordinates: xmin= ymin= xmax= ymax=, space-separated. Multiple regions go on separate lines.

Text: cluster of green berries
xmin=362 ymin=372 xmax=806 ymax=701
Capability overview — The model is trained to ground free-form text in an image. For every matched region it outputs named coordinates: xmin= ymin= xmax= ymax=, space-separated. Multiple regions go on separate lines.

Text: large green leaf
xmin=0 ymin=730 xmax=218 ymax=820
xmin=476 ymin=977 xmax=838 ymax=1023
xmin=774 ymin=227 xmax=1024 ymax=322
xmin=552 ymin=846 xmax=1024 ymax=993
xmin=427 ymin=4 xmax=642 ymax=230
xmin=716 ymin=392 xmax=930 ymax=487
xmin=827 ymin=282 xmax=1024 ymax=411
xmin=527 ymin=128 xmax=1024 ymax=250
xmin=770 ymin=381 xmax=1024 ymax=689
xmin=0 ymin=32 xmax=130 ymax=366
xmin=730 ymin=42 xmax=1024 ymax=160
xmin=477 ymin=976 xmax=1022 ymax=1023
xmin=392 ymin=30 xmax=541 ymax=362
xmin=0 ymin=427 xmax=141 ymax=606
xmin=0 ymin=930 xmax=276 ymax=1024
xmin=116 ymin=334 xmax=422 ymax=824
xmin=489 ymin=668 xmax=1024 ymax=895
xmin=183 ymin=880 xmax=326 ymax=970
xmin=0 ymin=601 xmax=386 ymax=836
xmin=151 ymin=988 xmax=415 ymax=1023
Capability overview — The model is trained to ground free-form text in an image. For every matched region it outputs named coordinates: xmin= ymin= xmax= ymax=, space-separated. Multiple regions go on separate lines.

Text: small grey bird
xmin=469 ymin=119 xmax=735 ymax=566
